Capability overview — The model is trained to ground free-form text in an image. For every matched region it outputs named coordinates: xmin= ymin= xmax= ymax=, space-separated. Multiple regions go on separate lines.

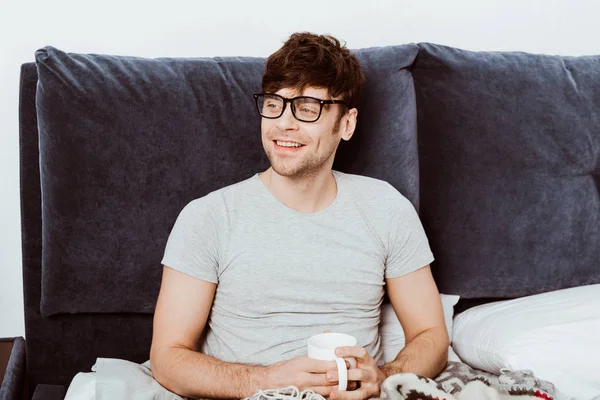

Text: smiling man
xmin=150 ymin=32 xmax=449 ymax=400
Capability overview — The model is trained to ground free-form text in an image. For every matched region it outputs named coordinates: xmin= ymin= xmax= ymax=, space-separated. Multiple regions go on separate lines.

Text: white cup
xmin=307 ymin=333 xmax=357 ymax=391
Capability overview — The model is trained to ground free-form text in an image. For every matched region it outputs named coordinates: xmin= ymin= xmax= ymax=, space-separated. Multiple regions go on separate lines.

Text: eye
xmin=265 ymin=101 xmax=282 ymax=110
xmin=295 ymin=99 xmax=320 ymax=115
xmin=299 ymin=106 xmax=318 ymax=114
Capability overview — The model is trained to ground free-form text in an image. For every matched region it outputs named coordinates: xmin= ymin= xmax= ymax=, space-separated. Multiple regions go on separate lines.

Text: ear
xmin=340 ymin=108 xmax=358 ymax=141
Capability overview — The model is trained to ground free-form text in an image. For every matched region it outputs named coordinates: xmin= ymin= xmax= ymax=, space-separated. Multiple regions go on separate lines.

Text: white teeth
xmin=276 ymin=141 xmax=303 ymax=148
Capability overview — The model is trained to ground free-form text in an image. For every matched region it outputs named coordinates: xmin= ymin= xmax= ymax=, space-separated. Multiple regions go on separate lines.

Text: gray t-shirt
xmin=161 ymin=171 xmax=434 ymax=366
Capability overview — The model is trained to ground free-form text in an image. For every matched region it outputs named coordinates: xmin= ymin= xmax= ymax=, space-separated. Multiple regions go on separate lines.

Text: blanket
xmin=244 ymin=362 xmax=560 ymax=400
xmin=378 ymin=361 xmax=557 ymax=400
xmin=64 ymin=359 xmax=562 ymax=400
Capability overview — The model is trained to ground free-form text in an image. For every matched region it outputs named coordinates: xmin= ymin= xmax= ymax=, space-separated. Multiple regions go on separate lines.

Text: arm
xmin=380 ymin=265 xmax=449 ymax=378
xmin=328 ymin=266 xmax=448 ymax=400
xmin=150 ymin=266 xmax=338 ymax=399
xmin=150 ymin=266 xmax=266 ymax=399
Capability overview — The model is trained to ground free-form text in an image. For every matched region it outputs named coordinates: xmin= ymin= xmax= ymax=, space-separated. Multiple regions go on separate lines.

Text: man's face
xmin=261 ymin=87 xmax=354 ymax=179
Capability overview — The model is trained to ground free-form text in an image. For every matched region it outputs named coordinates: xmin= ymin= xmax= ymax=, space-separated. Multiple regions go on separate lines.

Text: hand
xmin=265 ymin=356 xmax=357 ymax=397
xmin=327 ymin=346 xmax=386 ymax=400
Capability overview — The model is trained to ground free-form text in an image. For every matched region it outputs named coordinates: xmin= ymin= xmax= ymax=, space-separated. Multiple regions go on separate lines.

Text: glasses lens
xmin=292 ymin=97 xmax=321 ymax=122
xmin=257 ymin=94 xmax=284 ymax=118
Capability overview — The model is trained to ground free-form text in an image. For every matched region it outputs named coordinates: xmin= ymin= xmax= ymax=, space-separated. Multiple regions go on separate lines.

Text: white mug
xmin=307 ymin=333 xmax=357 ymax=391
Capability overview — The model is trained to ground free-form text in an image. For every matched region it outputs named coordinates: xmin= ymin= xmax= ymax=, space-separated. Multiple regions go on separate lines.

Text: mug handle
xmin=334 ymin=357 xmax=357 ymax=391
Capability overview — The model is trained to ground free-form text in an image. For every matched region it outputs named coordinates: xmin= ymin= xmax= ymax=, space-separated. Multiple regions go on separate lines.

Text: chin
xmin=271 ymin=164 xmax=303 ymax=178
xmin=265 ymin=150 xmax=331 ymax=179
xmin=272 ymin=162 xmax=328 ymax=181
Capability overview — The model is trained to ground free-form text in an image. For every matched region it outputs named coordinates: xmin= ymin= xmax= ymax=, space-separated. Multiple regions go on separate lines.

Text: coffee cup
xmin=307 ymin=332 xmax=357 ymax=391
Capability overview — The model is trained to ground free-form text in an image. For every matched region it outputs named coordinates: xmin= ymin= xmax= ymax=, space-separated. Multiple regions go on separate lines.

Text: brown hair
xmin=262 ymin=32 xmax=365 ymax=110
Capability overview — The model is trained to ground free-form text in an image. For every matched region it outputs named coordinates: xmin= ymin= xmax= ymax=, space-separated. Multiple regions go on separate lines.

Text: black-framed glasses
xmin=253 ymin=93 xmax=347 ymax=123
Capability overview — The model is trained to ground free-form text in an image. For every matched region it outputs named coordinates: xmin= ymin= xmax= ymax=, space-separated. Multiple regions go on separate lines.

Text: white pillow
xmin=452 ymin=284 xmax=600 ymax=400
xmin=380 ymin=293 xmax=461 ymax=364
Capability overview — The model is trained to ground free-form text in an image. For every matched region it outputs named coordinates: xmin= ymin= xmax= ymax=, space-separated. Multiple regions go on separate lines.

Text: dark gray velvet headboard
xmin=414 ymin=43 xmax=600 ymax=302
xmin=20 ymin=62 xmax=155 ymax=394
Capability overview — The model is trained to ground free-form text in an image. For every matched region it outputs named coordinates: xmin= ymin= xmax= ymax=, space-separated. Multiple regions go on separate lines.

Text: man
xmin=150 ymin=32 xmax=449 ymax=400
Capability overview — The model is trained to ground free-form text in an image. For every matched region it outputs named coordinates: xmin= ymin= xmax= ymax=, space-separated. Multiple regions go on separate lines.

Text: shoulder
xmin=335 ymin=171 xmax=415 ymax=213
xmin=177 ymin=174 xmax=258 ymax=221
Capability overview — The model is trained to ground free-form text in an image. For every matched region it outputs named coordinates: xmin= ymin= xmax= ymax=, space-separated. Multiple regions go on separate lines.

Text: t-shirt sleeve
xmin=384 ymin=187 xmax=435 ymax=279
xmin=161 ymin=197 xmax=221 ymax=283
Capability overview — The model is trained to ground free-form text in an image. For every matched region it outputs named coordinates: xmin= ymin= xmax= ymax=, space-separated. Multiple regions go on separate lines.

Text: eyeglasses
xmin=253 ymin=93 xmax=347 ymax=123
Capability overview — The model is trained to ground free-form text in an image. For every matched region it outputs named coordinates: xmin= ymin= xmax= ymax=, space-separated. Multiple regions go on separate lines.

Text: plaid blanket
xmin=246 ymin=362 xmax=557 ymax=400
xmin=380 ymin=361 xmax=556 ymax=400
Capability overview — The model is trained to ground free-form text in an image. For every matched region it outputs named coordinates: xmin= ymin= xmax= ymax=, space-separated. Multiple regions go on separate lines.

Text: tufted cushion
xmin=35 ymin=44 xmax=421 ymax=315
xmin=413 ymin=43 xmax=600 ymax=298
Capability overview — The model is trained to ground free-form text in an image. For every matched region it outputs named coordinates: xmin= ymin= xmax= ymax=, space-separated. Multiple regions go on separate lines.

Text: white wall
xmin=1 ymin=0 xmax=599 ymax=337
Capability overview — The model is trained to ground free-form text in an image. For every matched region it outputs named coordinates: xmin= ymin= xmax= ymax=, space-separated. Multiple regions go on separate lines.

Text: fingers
xmin=326 ymin=364 xmax=380 ymax=400
xmin=309 ymin=382 xmax=359 ymax=397
xmin=335 ymin=346 xmax=371 ymax=362
xmin=301 ymin=372 xmax=331 ymax=388
xmin=348 ymin=368 xmax=371 ymax=382
xmin=327 ymin=368 xmax=371 ymax=383
xmin=303 ymin=356 xmax=338 ymax=373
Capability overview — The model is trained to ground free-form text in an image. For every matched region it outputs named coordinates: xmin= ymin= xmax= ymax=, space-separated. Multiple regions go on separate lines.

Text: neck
xmin=259 ymin=168 xmax=338 ymax=214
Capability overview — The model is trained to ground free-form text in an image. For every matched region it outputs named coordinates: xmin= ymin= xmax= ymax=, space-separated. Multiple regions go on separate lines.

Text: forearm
xmin=152 ymin=345 xmax=267 ymax=399
xmin=380 ymin=326 xmax=449 ymax=379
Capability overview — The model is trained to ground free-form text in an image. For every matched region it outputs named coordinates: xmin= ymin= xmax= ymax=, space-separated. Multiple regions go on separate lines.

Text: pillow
xmin=452 ymin=284 xmax=600 ymax=400
xmin=412 ymin=43 xmax=600 ymax=299
xmin=380 ymin=293 xmax=460 ymax=364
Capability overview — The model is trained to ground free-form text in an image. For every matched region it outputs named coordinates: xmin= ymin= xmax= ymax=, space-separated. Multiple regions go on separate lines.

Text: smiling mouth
xmin=274 ymin=140 xmax=305 ymax=149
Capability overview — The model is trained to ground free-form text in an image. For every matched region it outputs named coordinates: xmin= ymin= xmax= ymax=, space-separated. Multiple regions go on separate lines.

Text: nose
xmin=276 ymin=103 xmax=298 ymax=131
